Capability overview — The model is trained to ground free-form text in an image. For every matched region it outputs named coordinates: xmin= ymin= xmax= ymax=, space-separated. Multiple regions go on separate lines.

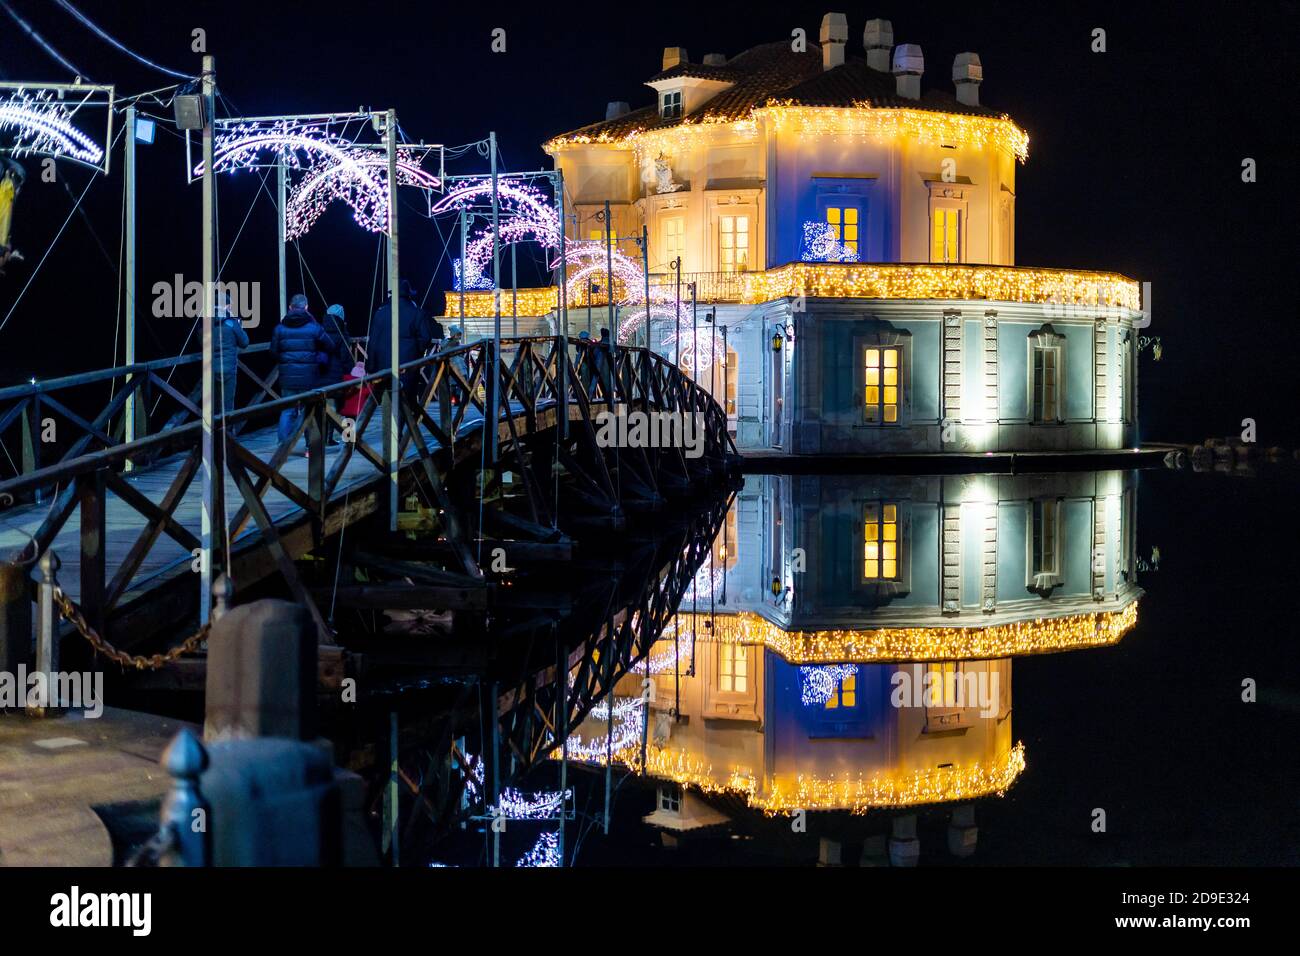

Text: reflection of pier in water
xmin=560 ymin=470 xmax=1141 ymax=863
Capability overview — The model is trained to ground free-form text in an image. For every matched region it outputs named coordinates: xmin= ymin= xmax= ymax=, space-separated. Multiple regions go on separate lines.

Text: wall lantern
xmin=771 ymin=331 xmax=783 ymax=352
xmin=770 ymin=576 xmax=783 ymax=597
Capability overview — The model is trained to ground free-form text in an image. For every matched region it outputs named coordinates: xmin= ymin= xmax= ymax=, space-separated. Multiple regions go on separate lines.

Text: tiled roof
xmin=549 ymin=41 xmax=1007 ymax=146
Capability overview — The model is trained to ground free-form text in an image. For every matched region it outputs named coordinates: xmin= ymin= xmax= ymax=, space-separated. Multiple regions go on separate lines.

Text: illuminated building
xmin=455 ymin=14 xmax=1144 ymax=455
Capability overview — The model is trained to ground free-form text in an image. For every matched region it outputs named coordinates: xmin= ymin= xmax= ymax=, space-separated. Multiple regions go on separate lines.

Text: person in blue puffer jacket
xmin=271 ymin=293 xmax=329 ymax=445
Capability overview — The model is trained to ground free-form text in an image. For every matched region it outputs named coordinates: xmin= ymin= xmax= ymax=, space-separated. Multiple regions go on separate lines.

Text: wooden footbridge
xmin=0 ymin=335 xmax=737 ymax=671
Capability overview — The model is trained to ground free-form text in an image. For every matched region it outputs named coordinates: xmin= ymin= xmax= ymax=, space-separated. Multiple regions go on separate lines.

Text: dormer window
xmin=660 ymin=90 xmax=683 ymax=118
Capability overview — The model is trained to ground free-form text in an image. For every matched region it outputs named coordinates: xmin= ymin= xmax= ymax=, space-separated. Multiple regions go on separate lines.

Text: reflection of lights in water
xmin=463 ymin=753 xmax=569 ymax=820
xmin=799 ymin=664 xmax=857 ymax=707
xmin=516 ymin=830 xmax=560 ymax=867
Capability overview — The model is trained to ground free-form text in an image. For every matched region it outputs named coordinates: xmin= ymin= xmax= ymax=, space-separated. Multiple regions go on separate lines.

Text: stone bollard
xmin=947 ymin=803 xmax=979 ymax=858
xmin=204 ymin=598 xmax=316 ymax=740
xmin=0 ymin=561 xmax=31 ymax=709
xmin=888 ymin=813 xmax=920 ymax=867
xmin=26 ymin=551 xmax=62 ymax=718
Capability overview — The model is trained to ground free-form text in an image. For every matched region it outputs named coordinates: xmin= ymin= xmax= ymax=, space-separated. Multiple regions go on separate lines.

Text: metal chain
xmin=53 ymin=587 xmax=210 ymax=670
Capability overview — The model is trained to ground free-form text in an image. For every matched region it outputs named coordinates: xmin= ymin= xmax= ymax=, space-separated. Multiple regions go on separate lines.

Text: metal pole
xmin=674 ymin=256 xmax=682 ymax=367
xmin=604 ymin=200 xmax=615 ymax=392
xmin=511 ymin=236 xmax=517 ymax=337
xmin=123 ymin=105 xmax=137 ymax=465
xmin=385 ymin=109 xmax=400 ymax=531
xmin=199 ymin=55 xmax=218 ymax=624
xmin=556 ymin=637 xmax=568 ymax=865
xmin=276 ymin=157 xmax=287 ymax=322
xmin=458 ymin=207 xmax=466 ymax=325
xmin=556 ymin=171 xmax=569 ymax=440
xmin=490 ymin=132 xmax=501 ymax=463
xmin=388 ymin=710 xmax=400 ymax=866
xmin=691 ymin=283 xmax=698 ymax=382
xmin=603 ymin=613 xmax=613 ymax=834
xmin=490 ymin=679 xmax=501 ymax=868
xmin=641 ymin=224 xmax=650 ymax=354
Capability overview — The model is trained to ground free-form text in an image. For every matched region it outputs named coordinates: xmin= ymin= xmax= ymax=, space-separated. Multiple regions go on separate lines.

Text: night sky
xmin=1 ymin=1 xmax=1294 ymax=445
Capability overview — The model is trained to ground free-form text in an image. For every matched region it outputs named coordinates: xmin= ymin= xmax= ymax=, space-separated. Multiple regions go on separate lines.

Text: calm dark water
xmin=536 ymin=465 xmax=1300 ymax=867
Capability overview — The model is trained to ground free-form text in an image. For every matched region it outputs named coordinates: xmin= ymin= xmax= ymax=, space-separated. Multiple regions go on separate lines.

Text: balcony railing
xmin=444 ymin=263 xmax=1142 ymax=318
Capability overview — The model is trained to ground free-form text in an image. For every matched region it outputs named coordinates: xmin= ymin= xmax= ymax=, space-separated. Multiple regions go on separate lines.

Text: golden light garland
xmin=444 ymin=287 xmax=559 ymax=318
xmin=678 ymin=601 xmax=1138 ymax=664
xmin=545 ymin=104 xmax=1027 ymax=163
xmin=561 ymin=739 xmax=1026 ymax=814
xmin=757 ymin=104 xmax=1028 ymax=163
xmin=442 ymin=261 xmax=1140 ymax=317
xmin=744 ymin=262 xmax=1140 ymax=310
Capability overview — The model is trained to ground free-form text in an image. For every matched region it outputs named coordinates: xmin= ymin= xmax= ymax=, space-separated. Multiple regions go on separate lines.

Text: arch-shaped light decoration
xmin=285 ymin=148 xmax=440 ymax=239
xmin=0 ymin=91 xmax=104 ymax=166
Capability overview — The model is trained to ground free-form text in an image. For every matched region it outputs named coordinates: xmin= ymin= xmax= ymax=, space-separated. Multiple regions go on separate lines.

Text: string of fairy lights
xmin=545 ymin=103 xmax=1030 ymax=165
xmin=0 ymin=89 xmax=106 ymax=166
xmin=678 ymin=601 xmax=1139 ymax=664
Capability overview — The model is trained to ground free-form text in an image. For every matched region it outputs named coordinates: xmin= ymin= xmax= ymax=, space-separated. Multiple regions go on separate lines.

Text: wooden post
xmin=0 ymin=561 xmax=31 ymax=704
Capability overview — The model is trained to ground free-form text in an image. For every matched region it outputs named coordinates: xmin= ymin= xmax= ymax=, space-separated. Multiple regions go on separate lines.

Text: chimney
xmin=702 ymin=53 xmax=726 ymax=66
xmin=863 ymin=18 xmax=894 ymax=72
xmin=606 ymin=101 xmax=630 ymax=120
xmin=892 ymin=43 xmax=924 ymax=99
xmin=952 ymin=52 xmax=982 ymax=106
xmin=820 ymin=13 xmax=848 ymax=71
xmin=662 ymin=47 xmax=689 ymax=70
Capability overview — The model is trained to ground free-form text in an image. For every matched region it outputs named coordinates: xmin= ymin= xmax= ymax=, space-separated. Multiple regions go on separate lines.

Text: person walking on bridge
xmin=366 ymin=279 xmax=434 ymax=405
xmin=272 ymin=293 xmax=329 ymax=446
xmin=214 ymin=290 xmax=249 ymax=425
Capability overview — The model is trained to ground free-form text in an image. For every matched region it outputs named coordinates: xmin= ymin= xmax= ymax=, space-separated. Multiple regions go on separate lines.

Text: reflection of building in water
xmin=682 ymin=470 xmax=1140 ymax=660
xmin=562 ymin=470 xmax=1140 ymax=863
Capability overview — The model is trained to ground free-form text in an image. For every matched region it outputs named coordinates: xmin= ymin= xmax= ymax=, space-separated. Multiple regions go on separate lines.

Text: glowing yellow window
xmin=719 ymin=215 xmax=750 ymax=273
xmin=825 ymin=671 xmax=857 ymax=709
xmin=826 ymin=206 xmax=859 ymax=254
xmin=863 ymin=503 xmax=899 ymax=580
xmin=663 ymin=216 xmax=685 ymax=266
xmin=589 ymin=227 xmax=617 ymax=254
xmin=931 ymin=207 xmax=961 ymax=263
xmin=719 ymin=645 xmax=748 ymax=693
xmin=864 ymin=346 xmax=900 ymax=423
xmin=927 ymin=661 xmax=960 ymax=708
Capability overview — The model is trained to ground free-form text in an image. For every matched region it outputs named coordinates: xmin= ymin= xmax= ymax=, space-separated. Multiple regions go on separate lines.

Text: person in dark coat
xmin=272 ymin=293 xmax=328 ymax=444
xmin=213 ymin=291 xmax=250 ymax=421
xmin=320 ymin=303 xmax=353 ymax=384
xmin=366 ymin=279 xmax=432 ymax=379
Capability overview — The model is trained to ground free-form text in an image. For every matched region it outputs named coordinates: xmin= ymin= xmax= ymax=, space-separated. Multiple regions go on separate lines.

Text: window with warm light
xmin=863 ymin=503 xmax=899 ymax=580
xmin=718 ymin=644 xmax=748 ymax=693
xmin=824 ymin=671 xmax=857 ymax=709
xmin=658 ymin=784 xmax=682 ymax=813
xmin=1032 ymin=344 xmax=1060 ymax=422
xmin=927 ymin=661 xmax=961 ymax=708
xmin=663 ymin=216 xmax=685 ymax=266
xmin=719 ymin=214 xmax=750 ymax=272
xmin=588 ymin=227 xmax=617 ymax=254
xmin=826 ymin=206 xmax=859 ymax=255
xmin=864 ymin=346 xmax=900 ymax=423
xmin=931 ymin=207 xmax=961 ymax=263
xmin=660 ymin=90 xmax=682 ymax=119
